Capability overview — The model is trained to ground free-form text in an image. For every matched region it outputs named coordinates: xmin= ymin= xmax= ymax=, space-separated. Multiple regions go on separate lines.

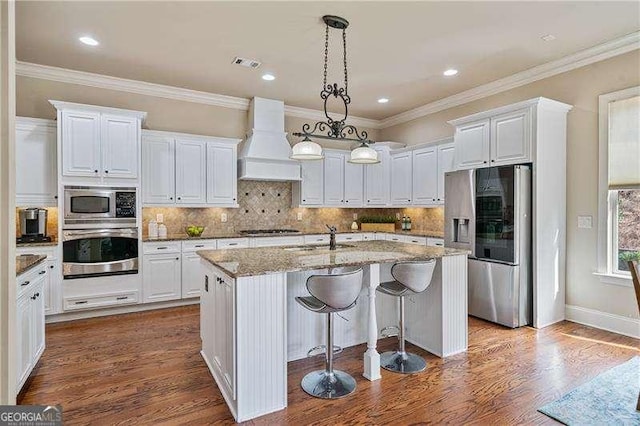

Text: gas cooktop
xmin=239 ymin=229 xmax=300 ymax=236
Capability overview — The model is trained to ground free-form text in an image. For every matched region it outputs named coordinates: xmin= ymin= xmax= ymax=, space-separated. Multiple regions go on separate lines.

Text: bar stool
xmin=296 ymin=267 xmax=364 ymax=399
xmin=377 ymin=260 xmax=436 ymax=374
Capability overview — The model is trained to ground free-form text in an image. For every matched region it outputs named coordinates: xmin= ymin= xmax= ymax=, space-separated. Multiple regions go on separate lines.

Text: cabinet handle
xmin=302 ymin=199 xmax=306 ymax=202
xmin=483 ymin=161 xmax=487 ymax=164
xmin=228 ymin=243 xmax=238 ymax=246
xmin=491 ymin=160 xmax=495 ymax=163
xmin=205 ymin=275 xmax=209 ymax=292
xmin=194 ymin=244 xmax=205 ymax=248
xmin=31 ymin=294 xmax=37 ymax=300
xmin=233 ymin=198 xmax=236 ymax=201
xmin=157 ymin=247 xmax=168 ymax=250
xmin=432 ymin=198 xmax=436 ymax=201
xmin=116 ymin=296 xmax=128 ymax=300
xmin=39 ymin=270 xmax=46 ymax=275
xmin=75 ymin=300 xmax=88 ymax=305
xmin=21 ymin=280 xmax=30 ymax=286
xmin=54 ymin=195 xmax=58 ymax=199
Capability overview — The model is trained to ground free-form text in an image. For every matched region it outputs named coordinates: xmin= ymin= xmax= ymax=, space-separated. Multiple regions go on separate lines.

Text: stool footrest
xmin=307 ymin=345 xmax=343 ymax=358
xmin=380 ymin=325 xmax=400 ymax=338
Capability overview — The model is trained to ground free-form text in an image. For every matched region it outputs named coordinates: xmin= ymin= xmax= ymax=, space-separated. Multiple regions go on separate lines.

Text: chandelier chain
xmin=343 ymin=29 xmax=348 ymax=95
xmin=323 ymin=23 xmax=329 ymax=89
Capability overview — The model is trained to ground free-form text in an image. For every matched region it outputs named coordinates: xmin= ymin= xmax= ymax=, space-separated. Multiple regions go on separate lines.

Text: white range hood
xmin=238 ymin=97 xmax=301 ymax=181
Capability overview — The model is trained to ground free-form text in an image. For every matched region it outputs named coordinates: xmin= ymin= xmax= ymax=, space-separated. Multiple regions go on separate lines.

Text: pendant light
xmin=291 ymin=15 xmax=378 ymax=163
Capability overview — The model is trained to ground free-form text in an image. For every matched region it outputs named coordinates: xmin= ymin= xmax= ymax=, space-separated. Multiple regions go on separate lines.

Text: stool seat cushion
xmin=296 ymin=295 xmax=356 ymax=313
xmin=377 ymin=280 xmax=411 ymax=297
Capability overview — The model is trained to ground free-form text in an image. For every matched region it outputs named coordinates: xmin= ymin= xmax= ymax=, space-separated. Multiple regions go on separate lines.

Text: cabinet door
xmin=32 ymin=280 xmax=46 ymax=361
xmin=206 ymin=144 xmax=237 ymax=205
xmin=223 ymin=279 xmax=235 ymax=397
xmin=101 ymin=114 xmax=139 ymax=179
xmin=175 ymin=139 xmax=207 ymax=205
xmin=143 ymin=254 xmax=182 ymax=303
xmin=411 ymin=146 xmax=438 ymax=205
xmin=16 ymin=294 xmax=33 ymax=391
xmin=142 ymin=135 xmax=176 ymax=205
xmin=454 ymin=119 xmax=490 ymax=170
xmin=390 ymin=151 xmax=413 ymax=205
xmin=61 ymin=110 xmax=101 ymax=177
xmin=181 ymin=253 xmax=203 ymax=298
xmin=344 ymin=158 xmax=364 ymax=207
xmin=324 ymin=152 xmax=345 ymax=206
xmin=15 ymin=122 xmax=57 ymax=206
xmin=490 ymin=108 xmax=532 ymax=166
xmin=201 ymin=273 xmax=214 ymax=361
xmin=437 ymin=143 xmax=455 ymax=203
xmin=364 ymin=149 xmax=389 ymax=206
xmin=213 ymin=274 xmax=227 ymax=374
xmin=300 ymin=160 xmax=324 ymax=205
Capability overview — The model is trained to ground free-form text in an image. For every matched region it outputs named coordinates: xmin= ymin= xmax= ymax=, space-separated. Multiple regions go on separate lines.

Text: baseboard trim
xmin=45 ymin=298 xmax=199 ymax=323
xmin=565 ymin=304 xmax=640 ymax=339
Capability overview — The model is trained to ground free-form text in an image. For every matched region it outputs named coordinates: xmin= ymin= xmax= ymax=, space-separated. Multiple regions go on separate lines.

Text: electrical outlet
xmin=577 ymin=215 xmax=592 ymax=229
xmin=297 ymin=212 xmax=303 ymax=221
xmin=156 ymin=214 xmax=164 ymax=223
xmin=396 ymin=213 xmax=401 ymax=220
xmin=353 ymin=213 xmax=358 ymax=220
xmin=221 ymin=213 xmax=228 ymax=223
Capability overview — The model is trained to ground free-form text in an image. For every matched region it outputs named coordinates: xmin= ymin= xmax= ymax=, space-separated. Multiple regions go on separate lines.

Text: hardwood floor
xmin=19 ymin=305 xmax=639 ymax=425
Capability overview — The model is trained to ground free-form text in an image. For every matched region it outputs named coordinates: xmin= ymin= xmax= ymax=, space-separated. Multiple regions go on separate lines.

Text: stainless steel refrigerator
xmin=444 ymin=165 xmax=532 ymax=328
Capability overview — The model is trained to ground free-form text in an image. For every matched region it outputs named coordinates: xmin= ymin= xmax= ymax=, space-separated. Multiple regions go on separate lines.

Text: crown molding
xmin=379 ymin=31 xmax=640 ymax=128
xmin=15 ymin=61 xmax=381 ymax=129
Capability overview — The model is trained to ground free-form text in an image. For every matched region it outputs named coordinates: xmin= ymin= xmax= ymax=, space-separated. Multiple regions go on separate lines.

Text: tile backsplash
xmin=142 ymin=181 xmax=444 ymax=237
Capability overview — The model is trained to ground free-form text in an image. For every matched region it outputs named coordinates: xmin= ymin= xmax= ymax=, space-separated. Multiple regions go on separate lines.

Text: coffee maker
xmin=17 ymin=208 xmax=51 ymax=243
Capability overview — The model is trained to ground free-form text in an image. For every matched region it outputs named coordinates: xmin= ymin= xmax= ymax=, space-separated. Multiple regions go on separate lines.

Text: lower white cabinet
xmin=143 ymin=253 xmax=182 ymax=303
xmin=16 ymin=269 xmax=45 ymax=393
xmin=182 ymin=253 xmax=204 ymax=298
xmin=16 ymin=246 xmax=62 ymax=316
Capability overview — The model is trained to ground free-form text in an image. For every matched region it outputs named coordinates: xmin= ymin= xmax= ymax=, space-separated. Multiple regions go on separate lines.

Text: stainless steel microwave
xmin=63 ymin=186 xmax=137 ymax=229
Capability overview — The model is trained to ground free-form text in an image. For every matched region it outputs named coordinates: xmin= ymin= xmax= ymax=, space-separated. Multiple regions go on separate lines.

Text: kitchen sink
xmin=282 ymin=244 xmax=354 ymax=252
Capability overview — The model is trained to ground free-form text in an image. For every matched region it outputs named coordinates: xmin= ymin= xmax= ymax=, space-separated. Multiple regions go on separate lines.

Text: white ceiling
xmin=15 ymin=1 xmax=640 ymax=120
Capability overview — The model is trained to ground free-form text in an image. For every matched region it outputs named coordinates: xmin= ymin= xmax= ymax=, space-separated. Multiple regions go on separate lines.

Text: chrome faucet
xmin=326 ymin=225 xmax=337 ymax=250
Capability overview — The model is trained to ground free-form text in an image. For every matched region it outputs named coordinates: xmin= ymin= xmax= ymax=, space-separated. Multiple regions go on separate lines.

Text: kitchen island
xmin=197 ymin=241 xmax=468 ymax=422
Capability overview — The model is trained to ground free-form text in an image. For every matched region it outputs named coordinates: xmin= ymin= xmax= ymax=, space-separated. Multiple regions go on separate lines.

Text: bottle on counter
xmin=407 ymin=216 xmax=412 ymax=231
xmin=148 ymin=220 xmax=159 ymax=238
xmin=401 ymin=216 xmax=407 ymax=231
xmin=351 ymin=221 xmax=359 ymax=231
xmin=158 ymin=223 xmax=168 ymax=239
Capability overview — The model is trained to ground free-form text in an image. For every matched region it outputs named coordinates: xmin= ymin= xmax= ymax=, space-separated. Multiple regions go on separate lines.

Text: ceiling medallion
xmin=291 ymin=15 xmax=379 ymax=164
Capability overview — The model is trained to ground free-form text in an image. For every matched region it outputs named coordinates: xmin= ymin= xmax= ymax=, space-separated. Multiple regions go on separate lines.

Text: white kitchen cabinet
xmin=142 ymin=134 xmax=176 ymax=204
xmin=390 ymin=151 xmax=413 ymax=205
xmin=294 ymin=160 xmax=324 ymax=206
xmin=15 ymin=118 xmax=57 ymax=207
xmin=207 ymin=143 xmax=237 ymax=205
xmin=60 ymin=110 xmax=102 ymax=178
xmin=490 ymin=108 xmax=532 ymax=166
xmin=427 ymin=237 xmax=445 ymax=247
xmin=182 ymin=253 xmax=204 ymax=298
xmin=51 ymin=101 xmax=146 ymax=183
xmin=100 ymin=114 xmax=139 ymax=179
xmin=453 ymin=119 xmax=490 ymax=169
xmin=324 ymin=151 xmax=346 ymax=206
xmin=250 ymin=236 xmax=304 ymax=248
xmin=16 ymin=246 xmax=62 ymax=316
xmin=16 ymin=269 xmax=45 ymax=393
xmin=335 ymin=233 xmax=363 ymax=242
xmin=175 ymin=139 xmax=207 ymax=205
xmin=201 ymin=272 xmax=214 ymax=362
xmin=143 ymin=253 xmax=182 ymax=303
xmin=210 ymin=269 xmax=235 ymax=398
xmin=344 ymin=159 xmax=364 ymax=207
xmin=411 ymin=146 xmax=438 ymax=205
xmin=437 ymin=142 xmax=455 ymax=203
xmin=364 ymin=147 xmax=390 ymax=206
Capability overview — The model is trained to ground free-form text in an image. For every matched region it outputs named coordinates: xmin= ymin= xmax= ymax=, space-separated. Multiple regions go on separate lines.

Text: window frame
xmin=596 ymin=86 xmax=639 ymax=287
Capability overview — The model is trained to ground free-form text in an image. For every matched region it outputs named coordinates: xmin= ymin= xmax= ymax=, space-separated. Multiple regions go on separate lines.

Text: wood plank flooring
xmin=19 ymin=305 xmax=639 ymax=425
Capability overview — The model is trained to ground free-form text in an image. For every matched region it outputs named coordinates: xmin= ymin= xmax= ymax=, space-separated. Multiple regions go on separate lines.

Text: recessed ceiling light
xmin=443 ymin=69 xmax=458 ymax=77
xmin=541 ymin=34 xmax=556 ymax=42
xmin=79 ymin=36 xmax=99 ymax=46
xmin=262 ymin=73 xmax=275 ymax=81
xmin=377 ymin=98 xmax=389 ymax=104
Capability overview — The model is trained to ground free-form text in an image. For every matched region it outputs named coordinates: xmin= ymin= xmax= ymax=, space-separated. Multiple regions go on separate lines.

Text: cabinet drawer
xmin=374 ymin=233 xmax=388 ymax=240
xmin=64 ymin=291 xmax=139 ymax=311
xmin=251 ymin=236 xmax=304 ymax=248
xmin=336 ymin=233 xmax=363 ymax=242
xmin=217 ymin=238 xmax=249 ymax=249
xmin=143 ymin=242 xmax=181 ymax=254
xmin=405 ymin=236 xmax=427 ymax=245
xmin=16 ymin=266 xmax=47 ymax=299
xmin=427 ymin=238 xmax=445 ymax=247
xmin=385 ymin=234 xmax=404 ymax=242
xmin=361 ymin=233 xmax=375 ymax=240
xmin=182 ymin=240 xmax=217 ymax=252
xmin=304 ymin=235 xmax=329 ymax=245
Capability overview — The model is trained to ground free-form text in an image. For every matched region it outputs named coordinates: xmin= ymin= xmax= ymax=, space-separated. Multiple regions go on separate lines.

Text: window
xmin=597 ymin=87 xmax=640 ymax=285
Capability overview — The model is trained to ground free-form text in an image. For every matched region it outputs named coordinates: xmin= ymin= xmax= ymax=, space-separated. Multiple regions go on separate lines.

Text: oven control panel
xmin=115 ymin=192 xmax=137 ymax=218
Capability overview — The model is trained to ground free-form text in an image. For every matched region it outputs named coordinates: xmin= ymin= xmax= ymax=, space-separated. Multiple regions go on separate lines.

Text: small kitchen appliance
xmin=17 ymin=208 xmax=51 ymax=243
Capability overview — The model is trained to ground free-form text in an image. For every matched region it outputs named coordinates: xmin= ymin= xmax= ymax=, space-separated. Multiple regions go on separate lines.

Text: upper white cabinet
xmin=436 ymin=142 xmax=455 ymax=203
xmin=390 ymin=151 xmax=413 ymax=205
xmin=51 ymin=101 xmax=146 ymax=184
xmin=411 ymin=146 xmax=438 ymax=205
xmin=324 ymin=151 xmax=346 ymax=206
xmin=344 ymin=158 xmax=364 ymax=206
xmin=450 ymin=101 xmax=538 ymax=170
xmin=293 ymin=159 xmax=324 ymax=206
xmin=142 ymin=130 xmax=240 ymax=207
xmin=364 ymin=147 xmax=391 ymax=206
xmin=15 ymin=118 xmax=57 ymax=207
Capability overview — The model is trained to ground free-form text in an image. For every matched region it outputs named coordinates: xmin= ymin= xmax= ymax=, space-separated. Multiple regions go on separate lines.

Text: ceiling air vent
xmin=233 ymin=57 xmax=262 ymax=69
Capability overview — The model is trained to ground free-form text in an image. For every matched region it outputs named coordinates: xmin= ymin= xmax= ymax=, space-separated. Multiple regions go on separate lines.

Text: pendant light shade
xmin=349 ymin=144 xmax=379 ymax=164
xmin=291 ymin=137 xmax=324 ymax=160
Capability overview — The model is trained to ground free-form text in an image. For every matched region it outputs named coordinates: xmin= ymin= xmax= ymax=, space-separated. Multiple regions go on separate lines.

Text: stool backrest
xmin=306 ymin=268 xmax=364 ymax=310
xmin=391 ymin=260 xmax=436 ymax=293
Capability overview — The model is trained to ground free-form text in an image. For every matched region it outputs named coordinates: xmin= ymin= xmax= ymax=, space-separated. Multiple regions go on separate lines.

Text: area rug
xmin=538 ymin=356 xmax=640 ymax=425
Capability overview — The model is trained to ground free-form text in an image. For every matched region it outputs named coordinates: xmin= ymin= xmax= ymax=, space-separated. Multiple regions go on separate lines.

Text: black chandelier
xmin=291 ymin=15 xmax=379 ymax=163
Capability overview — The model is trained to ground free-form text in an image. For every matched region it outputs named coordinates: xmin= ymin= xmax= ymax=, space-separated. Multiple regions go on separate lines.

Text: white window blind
xmin=608 ymin=95 xmax=640 ymax=189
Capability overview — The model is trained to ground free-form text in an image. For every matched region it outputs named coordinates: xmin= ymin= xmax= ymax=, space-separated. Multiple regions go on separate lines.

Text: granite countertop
xmin=16 ymin=254 xmax=47 ymax=276
xmin=143 ymin=229 xmax=444 ymax=243
xmin=16 ymin=240 xmax=59 ymax=248
xmin=197 ymin=240 xmax=467 ymax=278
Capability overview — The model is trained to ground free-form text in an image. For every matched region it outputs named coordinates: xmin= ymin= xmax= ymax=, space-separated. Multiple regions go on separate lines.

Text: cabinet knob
xmin=94 ymin=169 xmax=98 ymax=173
xmin=21 ymin=280 xmax=30 ymax=286
xmin=177 ymin=197 xmax=181 ymax=200
xmin=175 ymin=257 xmax=179 ymax=260
xmin=54 ymin=195 xmax=58 ymax=199
xmin=169 ymin=197 xmax=173 ymax=200
xmin=31 ymin=294 xmax=37 ymax=300
xmin=50 ymin=265 xmax=54 ymax=269
xmin=491 ymin=160 xmax=495 ymax=163
xmin=105 ymin=170 xmax=109 ymax=173
xmin=302 ymin=199 xmax=306 ymax=202
xmin=483 ymin=161 xmax=487 ymax=164
xmin=39 ymin=270 xmax=46 ymax=275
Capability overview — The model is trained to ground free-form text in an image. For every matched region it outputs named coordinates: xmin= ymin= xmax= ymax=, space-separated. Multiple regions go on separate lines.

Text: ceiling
xmin=15 ymin=1 xmax=640 ymax=120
